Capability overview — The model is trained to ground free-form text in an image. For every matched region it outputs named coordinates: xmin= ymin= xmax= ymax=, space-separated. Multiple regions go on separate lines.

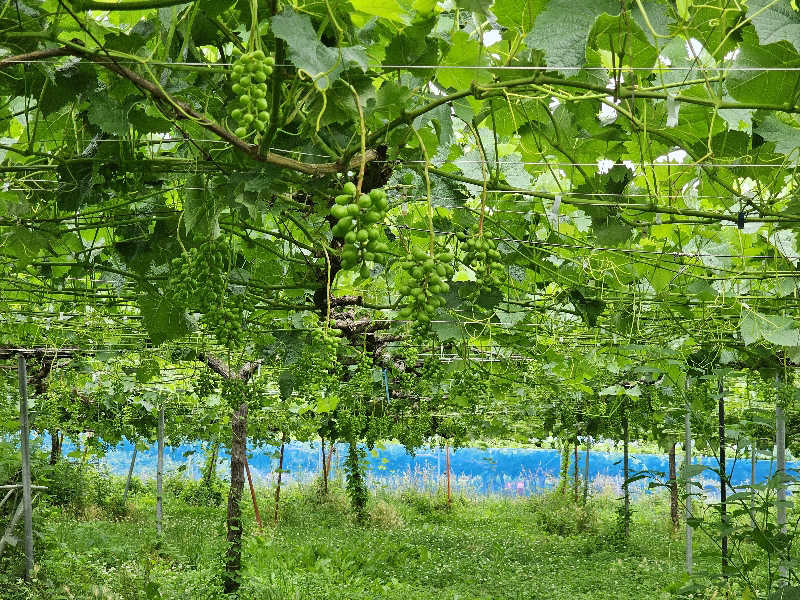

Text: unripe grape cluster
xmin=457 ymin=229 xmax=504 ymax=294
xmin=168 ymin=240 xmax=228 ymax=313
xmin=229 ymin=50 xmax=274 ymax=140
xmin=168 ymin=240 xmax=250 ymax=348
xmin=330 ymin=182 xmax=390 ymax=276
xmin=311 ymin=325 xmax=343 ymax=371
xmin=221 ymin=378 xmax=247 ymax=409
xmin=396 ymin=249 xmax=454 ymax=325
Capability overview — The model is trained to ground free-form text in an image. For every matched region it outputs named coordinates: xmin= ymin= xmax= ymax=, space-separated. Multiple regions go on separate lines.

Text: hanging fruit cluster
xmin=168 ymin=240 xmax=250 ymax=348
xmin=330 ymin=182 xmax=390 ymax=276
xmin=169 ymin=240 xmax=229 ymax=312
xmin=457 ymin=228 xmax=504 ymax=294
xmin=230 ymin=50 xmax=274 ymax=140
xmin=311 ymin=325 xmax=343 ymax=371
xmin=221 ymin=378 xmax=248 ymax=409
xmin=396 ymin=249 xmax=454 ymax=325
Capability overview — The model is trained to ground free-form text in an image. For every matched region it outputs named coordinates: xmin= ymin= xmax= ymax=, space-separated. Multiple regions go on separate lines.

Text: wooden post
xmin=583 ymin=438 xmax=590 ymax=504
xmin=123 ymin=443 xmax=138 ymax=503
xmin=224 ymin=402 xmax=248 ymax=593
xmin=719 ymin=376 xmax=727 ymax=579
xmin=326 ymin=440 xmax=335 ymax=482
xmin=244 ymin=453 xmax=263 ymax=531
xmin=445 ymin=441 xmax=451 ymax=506
xmin=274 ymin=433 xmax=286 ymax=525
xmin=685 ymin=398 xmax=693 ymax=575
xmin=156 ymin=405 xmax=164 ymax=536
xmin=622 ymin=398 xmax=630 ymax=539
xmin=321 ymin=436 xmax=328 ymax=495
xmin=573 ymin=439 xmax=579 ymax=501
xmin=17 ymin=354 xmax=34 ymax=581
xmin=669 ymin=442 xmax=679 ymax=530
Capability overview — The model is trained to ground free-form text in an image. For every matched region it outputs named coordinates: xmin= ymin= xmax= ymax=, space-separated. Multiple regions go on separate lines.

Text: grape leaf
xmin=524 ymin=0 xmax=618 ymax=74
xmin=492 ymin=0 xmax=545 ymax=33
xmin=272 ymin=9 xmax=368 ymax=91
xmin=754 ymin=115 xmax=800 ymax=156
xmin=727 ymin=41 xmax=800 ymax=106
xmin=746 ymin=0 xmax=800 ymax=52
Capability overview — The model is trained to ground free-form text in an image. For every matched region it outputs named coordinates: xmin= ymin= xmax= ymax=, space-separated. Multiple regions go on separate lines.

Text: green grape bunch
xmin=457 ymin=228 xmax=504 ymax=294
xmin=229 ymin=50 xmax=275 ymax=140
xmin=168 ymin=240 xmax=229 ymax=314
xmin=221 ymin=378 xmax=248 ymax=409
xmin=311 ymin=325 xmax=343 ymax=371
xmin=396 ymin=249 xmax=454 ymax=325
xmin=168 ymin=240 xmax=250 ymax=348
xmin=330 ymin=182 xmax=391 ymax=277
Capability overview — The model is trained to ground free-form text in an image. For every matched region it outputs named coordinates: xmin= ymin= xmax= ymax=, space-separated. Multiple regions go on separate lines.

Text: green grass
xmin=0 ymin=476 xmax=724 ymax=600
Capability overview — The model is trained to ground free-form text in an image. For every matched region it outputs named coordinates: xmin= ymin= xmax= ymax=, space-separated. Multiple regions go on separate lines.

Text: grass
xmin=0 ymin=470 xmax=724 ymax=600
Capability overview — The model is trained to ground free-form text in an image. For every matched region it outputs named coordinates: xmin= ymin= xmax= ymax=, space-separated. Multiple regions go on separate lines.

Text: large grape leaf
xmin=524 ymin=0 xmax=618 ymax=75
xmin=139 ymin=294 xmax=191 ymax=346
xmin=492 ymin=0 xmax=545 ymax=33
xmin=746 ymin=0 xmax=800 ymax=52
xmin=183 ymin=175 xmax=219 ymax=239
xmin=727 ymin=41 xmax=800 ymax=106
xmin=437 ymin=30 xmax=492 ymax=90
xmin=272 ymin=9 xmax=368 ymax=91
xmin=740 ymin=311 xmax=800 ymax=347
xmin=754 ymin=115 xmax=800 ymax=156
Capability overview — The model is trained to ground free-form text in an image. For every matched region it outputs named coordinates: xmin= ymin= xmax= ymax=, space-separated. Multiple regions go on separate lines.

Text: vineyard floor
xmin=0 ymin=475 xmax=721 ymax=600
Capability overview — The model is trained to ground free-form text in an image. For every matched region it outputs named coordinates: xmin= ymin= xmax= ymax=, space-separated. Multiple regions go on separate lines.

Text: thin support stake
xmin=583 ymin=438 xmax=590 ymax=504
xmin=18 ymin=354 xmax=34 ymax=580
xmin=123 ymin=443 xmax=138 ymax=503
xmin=244 ymin=453 xmax=263 ymax=531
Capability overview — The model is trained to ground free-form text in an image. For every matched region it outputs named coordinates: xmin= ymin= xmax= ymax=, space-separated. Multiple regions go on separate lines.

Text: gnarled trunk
xmin=224 ymin=402 xmax=247 ymax=593
xmin=669 ymin=442 xmax=679 ymax=530
xmin=49 ymin=430 xmax=62 ymax=465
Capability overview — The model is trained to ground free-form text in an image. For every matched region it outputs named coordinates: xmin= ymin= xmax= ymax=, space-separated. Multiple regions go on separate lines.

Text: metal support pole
xmin=719 ymin=375 xmax=727 ymax=579
xmin=17 ymin=355 xmax=33 ymax=580
xmin=777 ymin=393 xmax=787 ymax=583
xmin=684 ymin=398 xmax=693 ymax=575
xmin=446 ymin=441 xmax=451 ymax=506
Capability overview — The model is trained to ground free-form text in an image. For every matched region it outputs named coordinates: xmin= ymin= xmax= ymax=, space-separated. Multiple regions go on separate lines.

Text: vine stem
xmin=467 ymin=121 xmax=489 ymax=236
xmin=73 ymin=0 xmax=193 ymax=10
xmin=323 ymin=244 xmax=331 ymax=331
xmin=249 ymin=0 xmax=260 ymax=52
xmin=411 ymin=128 xmax=435 ymax=256
xmin=343 ymin=80 xmax=366 ymax=193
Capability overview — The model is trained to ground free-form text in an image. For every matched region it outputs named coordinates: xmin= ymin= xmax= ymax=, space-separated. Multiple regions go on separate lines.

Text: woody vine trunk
xmin=224 ymin=402 xmax=248 ymax=593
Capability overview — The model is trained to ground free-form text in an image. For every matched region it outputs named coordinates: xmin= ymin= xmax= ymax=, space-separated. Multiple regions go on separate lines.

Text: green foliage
xmin=164 ymin=472 xmax=225 ymax=507
xmin=529 ymin=490 xmax=599 ymax=536
xmin=2 ymin=481 xmax=718 ymax=600
xmin=344 ymin=440 xmax=369 ymax=521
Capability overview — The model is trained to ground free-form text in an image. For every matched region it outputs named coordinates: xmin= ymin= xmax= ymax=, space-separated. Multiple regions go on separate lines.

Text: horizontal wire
xmin=3 ymin=58 xmax=800 ymax=72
